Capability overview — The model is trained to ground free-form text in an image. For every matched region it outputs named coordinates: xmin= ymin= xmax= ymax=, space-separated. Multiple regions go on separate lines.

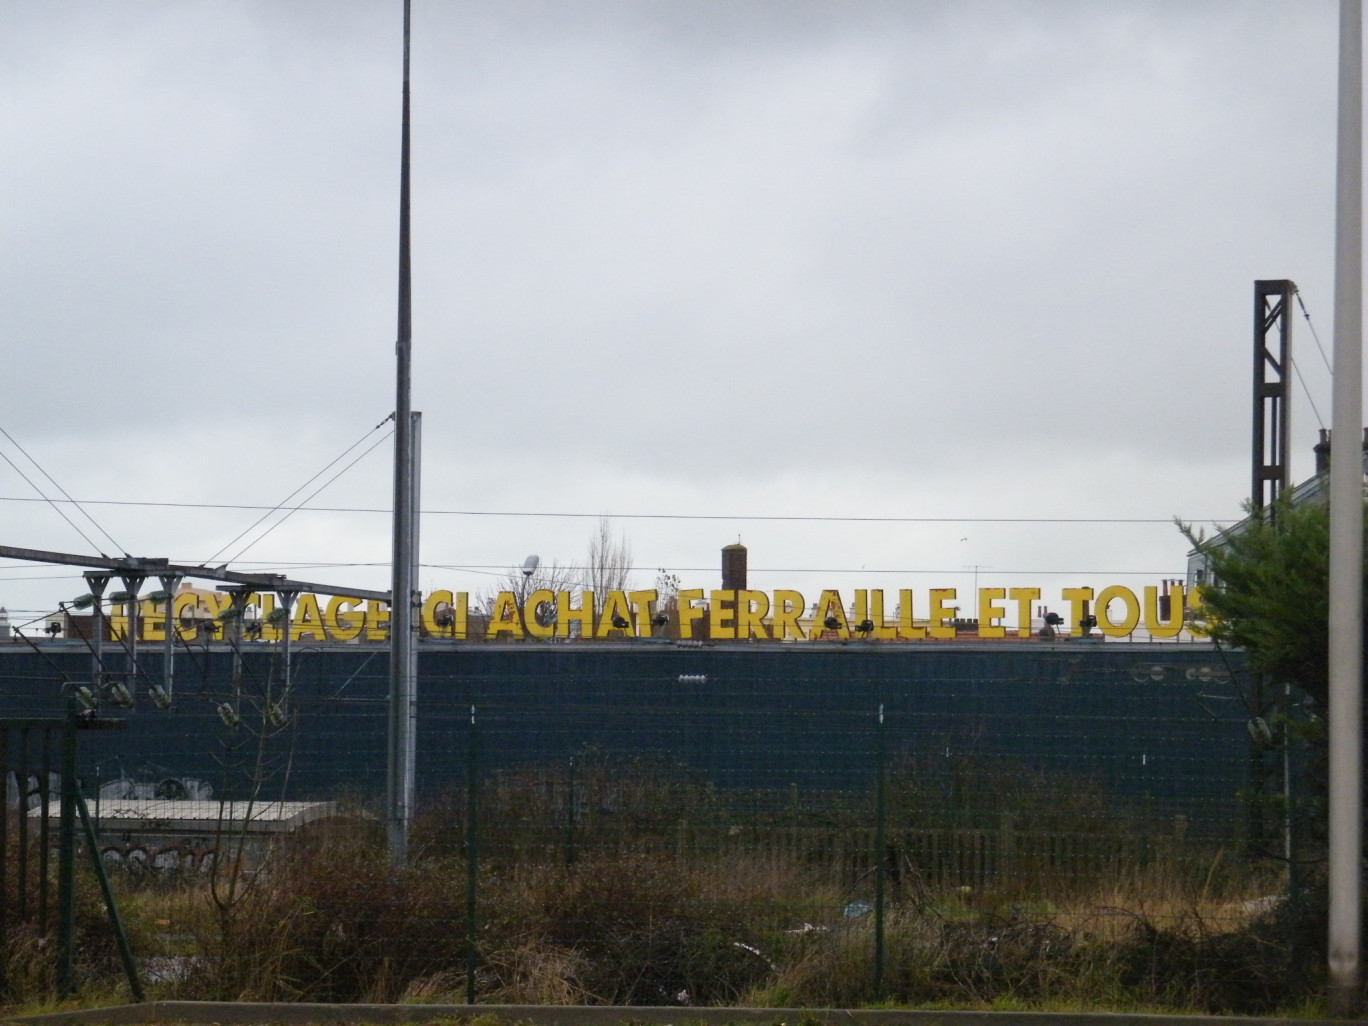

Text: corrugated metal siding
xmin=0 ymin=642 xmax=1249 ymax=829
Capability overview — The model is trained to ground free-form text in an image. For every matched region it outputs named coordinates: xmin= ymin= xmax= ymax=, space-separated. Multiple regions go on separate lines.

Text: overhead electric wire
xmin=221 ymin=429 xmax=394 ymax=566
xmin=2 ymin=554 xmax=1192 ymax=581
xmin=202 ymin=414 xmax=395 ymax=566
xmin=384 ymin=510 xmax=1205 ymax=525
xmin=0 ymin=563 xmax=1176 ymax=580
xmin=0 ymin=495 xmax=1235 ymax=525
xmin=230 ymin=561 xmax=388 ymax=570
xmin=1290 ymin=356 xmax=1328 ymax=430
xmin=425 ymin=563 xmax=1189 ymax=577
xmin=0 ymin=424 xmax=125 ymax=554
xmin=12 ymin=611 xmax=57 ymax=631
xmin=1288 ymin=292 xmax=1332 ymax=430
xmin=0 ymin=572 xmax=93 ymax=582
xmin=0 ymin=564 xmax=1194 ymax=583
xmin=0 ymin=447 xmax=108 ymax=555
xmin=1296 ymin=292 xmax=1335 ymax=375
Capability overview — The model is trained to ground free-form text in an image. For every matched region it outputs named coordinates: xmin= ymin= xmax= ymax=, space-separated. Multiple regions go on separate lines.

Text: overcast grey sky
xmin=0 ymin=0 xmax=1350 ymax=623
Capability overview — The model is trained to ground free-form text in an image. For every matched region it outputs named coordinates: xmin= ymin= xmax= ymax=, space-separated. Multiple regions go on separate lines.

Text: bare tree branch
xmin=477 ymin=559 xmax=578 ymax=622
xmin=583 ymin=517 xmax=633 ymax=612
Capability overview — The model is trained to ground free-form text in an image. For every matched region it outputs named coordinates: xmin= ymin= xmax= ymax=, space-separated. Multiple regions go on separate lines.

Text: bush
xmin=168 ymin=835 xmax=779 ymax=1006
xmin=757 ymin=905 xmax=1105 ymax=1009
xmin=176 ymin=836 xmax=466 ymax=1002
xmin=479 ymin=854 xmax=776 ymax=1005
xmin=47 ymin=764 xmax=1314 ymax=1014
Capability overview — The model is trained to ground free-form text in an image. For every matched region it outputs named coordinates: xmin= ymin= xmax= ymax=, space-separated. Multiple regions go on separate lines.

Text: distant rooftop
xmin=32 ymin=799 xmax=337 ymax=834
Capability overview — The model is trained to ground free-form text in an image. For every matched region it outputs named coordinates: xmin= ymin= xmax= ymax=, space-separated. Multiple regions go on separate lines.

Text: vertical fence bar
xmin=17 ymin=728 xmax=29 ymax=923
xmin=1282 ymin=681 xmax=1293 ymax=865
xmin=873 ymin=702 xmax=886 ymax=998
xmin=0 ymin=730 xmax=8 ymax=998
xmin=74 ymin=790 xmax=143 ymax=1001
xmin=55 ymin=707 xmax=77 ymax=998
xmin=565 ymin=754 xmax=576 ymax=868
xmin=38 ymin=728 xmax=52 ymax=934
xmin=2 ymin=715 xmax=124 ymax=1001
xmin=1246 ymin=672 xmax=1267 ymax=856
xmin=465 ymin=704 xmax=478 ymax=1005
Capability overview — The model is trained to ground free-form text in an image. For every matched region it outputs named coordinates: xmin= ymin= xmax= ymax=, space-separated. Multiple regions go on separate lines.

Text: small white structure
xmin=32 ymin=798 xmax=343 ymax=872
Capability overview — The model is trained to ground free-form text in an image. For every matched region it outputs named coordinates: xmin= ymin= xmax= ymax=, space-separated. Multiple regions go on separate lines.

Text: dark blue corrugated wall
xmin=0 ymin=641 xmax=1248 ymax=825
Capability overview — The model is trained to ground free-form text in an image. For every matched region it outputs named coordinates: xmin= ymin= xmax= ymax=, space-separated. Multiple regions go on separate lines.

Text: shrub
xmin=479 ymin=854 xmax=775 ymax=1005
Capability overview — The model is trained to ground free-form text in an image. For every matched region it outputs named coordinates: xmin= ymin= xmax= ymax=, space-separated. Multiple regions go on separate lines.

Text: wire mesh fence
xmin=1 ymin=639 xmax=1311 ymax=1012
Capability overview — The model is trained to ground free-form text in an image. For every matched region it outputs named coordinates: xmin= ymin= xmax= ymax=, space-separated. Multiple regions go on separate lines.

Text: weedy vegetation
xmin=0 ymin=755 xmax=1320 ymax=1016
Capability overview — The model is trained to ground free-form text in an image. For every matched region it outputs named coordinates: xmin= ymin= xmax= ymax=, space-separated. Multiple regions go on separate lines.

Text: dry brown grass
xmin=3 ymin=764 xmax=1312 ymax=1015
xmin=75 ymin=835 xmax=1295 ymax=1015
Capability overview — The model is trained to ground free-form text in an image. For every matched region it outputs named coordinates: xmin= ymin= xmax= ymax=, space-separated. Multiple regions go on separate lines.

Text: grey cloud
xmin=0 ymin=0 xmax=1345 ymax=617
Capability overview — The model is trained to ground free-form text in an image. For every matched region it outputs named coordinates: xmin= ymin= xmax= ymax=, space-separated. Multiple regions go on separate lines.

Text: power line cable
xmin=203 ymin=414 xmax=394 ymax=565
xmin=0 ymin=425 xmax=125 ymax=553
xmin=1288 ymin=292 xmax=1331 ymax=430
xmin=1289 ymin=355 xmax=1327 ymax=430
xmin=0 ymin=564 xmax=1196 ymax=582
xmin=424 ymin=563 xmax=1189 ymax=577
xmin=223 ymin=430 xmax=394 ymax=566
xmin=390 ymin=510 xmax=1207 ymax=525
xmin=0 ymin=495 xmax=1236 ymax=525
xmin=0 ymin=572 xmax=94 ymax=582
xmin=230 ymin=561 xmax=388 ymax=570
xmin=6 ymin=557 xmax=1185 ymax=574
xmin=164 ymin=561 xmax=389 ymax=574
xmin=0 ymin=554 xmax=1192 ymax=581
xmin=0 ymin=447 xmax=108 ymax=555
xmin=1296 ymin=292 xmax=1335 ymax=375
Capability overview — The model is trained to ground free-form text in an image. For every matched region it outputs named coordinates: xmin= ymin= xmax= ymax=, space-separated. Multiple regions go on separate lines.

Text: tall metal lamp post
xmin=1327 ymin=0 xmax=1363 ymax=1013
xmin=388 ymin=0 xmax=418 ymax=869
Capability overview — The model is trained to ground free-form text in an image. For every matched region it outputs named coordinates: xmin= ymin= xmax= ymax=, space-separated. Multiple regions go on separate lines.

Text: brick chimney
xmin=721 ymin=543 xmax=747 ymax=592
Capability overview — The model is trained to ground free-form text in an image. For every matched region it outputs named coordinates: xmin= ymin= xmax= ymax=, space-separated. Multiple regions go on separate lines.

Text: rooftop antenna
xmin=388 ymin=0 xmax=417 ymax=869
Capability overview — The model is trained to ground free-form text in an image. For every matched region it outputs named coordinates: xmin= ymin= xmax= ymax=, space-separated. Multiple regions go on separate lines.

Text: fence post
xmin=999 ymin=811 xmax=1016 ymax=886
xmin=56 ymin=705 xmax=77 ymax=997
xmin=564 ymin=754 xmax=576 ymax=867
xmin=0 ymin=731 xmax=8 ymax=999
xmin=873 ymin=703 xmax=886 ymax=998
xmin=38 ymin=731 xmax=52 ymax=936
xmin=465 ymin=704 xmax=478 ymax=1005
xmin=74 ymin=790 xmax=143 ymax=1001
xmin=18 ymin=728 xmax=30 ymax=923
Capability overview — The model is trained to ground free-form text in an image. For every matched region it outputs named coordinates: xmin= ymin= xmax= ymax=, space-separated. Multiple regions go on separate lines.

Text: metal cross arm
xmin=0 ymin=544 xmax=392 ymax=602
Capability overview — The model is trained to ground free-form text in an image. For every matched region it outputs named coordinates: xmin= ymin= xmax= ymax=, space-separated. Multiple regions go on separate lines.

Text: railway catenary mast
xmin=1251 ymin=279 xmax=1295 ymax=516
xmin=388 ymin=0 xmax=419 ymax=869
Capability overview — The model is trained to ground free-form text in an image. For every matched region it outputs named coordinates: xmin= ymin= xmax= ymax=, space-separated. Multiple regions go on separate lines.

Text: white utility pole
xmin=1327 ymin=0 xmax=1363 ymax=1013
xmin=388 ymin=0 xmax=417 ymax=869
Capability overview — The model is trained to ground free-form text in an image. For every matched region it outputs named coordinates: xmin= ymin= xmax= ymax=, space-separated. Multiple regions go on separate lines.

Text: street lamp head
xmin=522 ymin=554 xmax=540 ymax=578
